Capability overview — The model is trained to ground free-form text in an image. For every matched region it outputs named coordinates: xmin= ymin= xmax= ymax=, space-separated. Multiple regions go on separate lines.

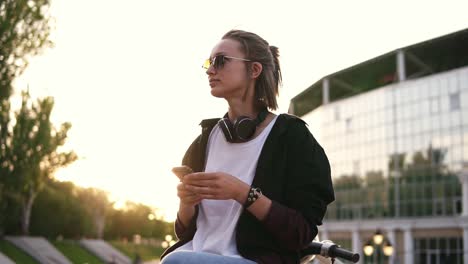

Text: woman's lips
xmin=209 ymin=79 xmax=220 ymax=87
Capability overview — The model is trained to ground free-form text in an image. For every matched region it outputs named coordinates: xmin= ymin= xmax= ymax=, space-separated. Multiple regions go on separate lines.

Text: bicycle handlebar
xmin=302 ymin=241 xmax=360 ymax=263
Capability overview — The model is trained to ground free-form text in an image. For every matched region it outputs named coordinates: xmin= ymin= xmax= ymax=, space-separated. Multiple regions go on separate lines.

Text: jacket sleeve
xmin=174 ymin=207 xmax=199 ymax=241
xmin=261 ymin=119 xmax=335 ymax=250
xmin=174 ymin=135 xmax=202 ymax=241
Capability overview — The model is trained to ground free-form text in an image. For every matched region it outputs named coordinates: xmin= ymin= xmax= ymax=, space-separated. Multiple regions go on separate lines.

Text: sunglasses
xmin=202 ymin=55 xmax=251 ymax=70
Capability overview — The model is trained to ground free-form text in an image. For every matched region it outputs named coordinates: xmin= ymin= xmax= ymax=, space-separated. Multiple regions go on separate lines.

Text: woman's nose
xmin=205 ymin=64 xmax=216 ymax=75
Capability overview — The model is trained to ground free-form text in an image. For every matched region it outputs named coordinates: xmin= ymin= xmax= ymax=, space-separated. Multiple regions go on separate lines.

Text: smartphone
xmin=172 ymin=166 xmax=193 ymax=180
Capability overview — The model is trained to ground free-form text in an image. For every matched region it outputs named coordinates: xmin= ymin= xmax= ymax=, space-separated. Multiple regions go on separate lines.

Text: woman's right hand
xmin=177 ymin=182 xmax=202 ymax=207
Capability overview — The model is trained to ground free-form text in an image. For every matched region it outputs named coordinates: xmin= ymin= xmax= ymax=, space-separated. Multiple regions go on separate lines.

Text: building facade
xmin=289 ymin=29 xmax=468 ymax=264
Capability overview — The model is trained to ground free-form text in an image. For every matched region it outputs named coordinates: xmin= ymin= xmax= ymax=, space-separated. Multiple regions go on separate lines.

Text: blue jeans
xmin=161 ymin=251 xmax=257 ymax=264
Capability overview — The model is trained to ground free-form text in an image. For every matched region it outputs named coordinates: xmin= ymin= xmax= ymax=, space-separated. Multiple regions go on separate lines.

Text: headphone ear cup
xmin=234 ymin=116 xmax=256 ymax=142
xmin=218 ymin=118 xmax=236 ymax=142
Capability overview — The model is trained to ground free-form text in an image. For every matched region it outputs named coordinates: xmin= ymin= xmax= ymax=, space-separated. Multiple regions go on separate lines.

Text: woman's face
xmin=206 ymin=39 xmax=251 ymax=99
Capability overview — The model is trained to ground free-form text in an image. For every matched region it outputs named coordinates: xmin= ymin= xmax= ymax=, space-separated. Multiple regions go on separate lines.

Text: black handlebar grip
xmin=328 ymin=245 xmax=360 ymax=263
xmin=302 ymin=241 xmax=322 ymax=256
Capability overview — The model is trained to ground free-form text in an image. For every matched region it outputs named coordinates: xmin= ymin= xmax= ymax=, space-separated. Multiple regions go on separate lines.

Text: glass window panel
xmin=396 ymin=105 xmax=404 ymax=121
xmin=410 ymin=119 xmax=418 ymax=135
xmin=388 ymin=141 xmax=395 ymax=155
xmin=405 ymin=104 xmax=412 ymax=120
xmin=461 ymin=91 xmax=468 ymax=109
xmin=421 ymin=134 xmax=431 ymax=150
xmin=450 ymin=129 xmax=462 ymax=145
xmin=431 ymin=115 xmax=442 ymax=132
xmin=430 ymin=97 xmax=440 ymax=114
xmin=422 ymin=116 xmax=430 ymax=132
xmin=413 ymin=102 xmax=421 ymax=118
xmin=385 ymin=90 xmax=394 ymax=108
xmin=459 ymin=69 xmax=468 ymax=90
xmin=396 ymin=122 xmax=403 ymax=137
xmin=449 ymin=238 xmax=458 ymax=248
xmin=441 ymin=112 xmax=451 ymax=129
xmin=406 ymin=103 xmax=414 ymax=119
xmin=397 ymin=139 xmax=405 ymax=154
xmin=399 ymin=85 xmax=408 ymax=103
xmin=429 ymin=79 xmax=440 ymax=97
xmin=385 ymin=108 xmax=394 ymax=124
xmin=449 ymin=75 xmax=459 ymax=93
xmin=415 ymin=119 xmax=423 ymax=135
xmin=345 ymin=117 xmax=352 ymax=133
xmin=450 ymin=113 xmax=461 ymax=128
xmin=463 ymin=111 xmax=468 ymax=127
xmin=464 ymin=143 xmax=468 ymax=163
xmin=404 ymin=137 xmax=412 ymax=153
xmin=334 ymin=106 xmax=340 ymax=121
xmin=419 ymin=84 xmax=429 ymax=100
xmin=413 ymin=134 xmax=423 ymax=152
xmin=441 ymin=133 xmax=451 ymax=148
xmin=441 ymin=96 xmax=450 ymax=112
xmin=440 ymin=77 xmax=450 ymax=96
xmin=450 ymin=95 xmax=460 ymax=116
xmin=421 ymin=99 xmax=430 ymax=114
xmin=432 ymin=135 xmax=441 ymax=149
xmin=397 ymin=88 xmax=405 ymax=106
xmin=412 ymin=84 xmax=420 ymax=101
xmin=401 ymin=121 xmax=409 ymax=136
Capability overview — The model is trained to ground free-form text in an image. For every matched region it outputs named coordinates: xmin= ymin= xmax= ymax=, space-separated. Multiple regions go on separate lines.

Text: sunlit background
xmin=11 ymin=0 xmax=468 ymax=221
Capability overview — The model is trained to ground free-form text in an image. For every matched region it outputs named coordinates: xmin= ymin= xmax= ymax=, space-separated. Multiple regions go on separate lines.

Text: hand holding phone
xmin=172 ymin=166 xmax=193 ymax=181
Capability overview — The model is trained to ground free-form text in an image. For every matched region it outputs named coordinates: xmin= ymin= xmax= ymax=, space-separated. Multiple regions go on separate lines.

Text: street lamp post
xmin=363 ymin=229 xmax=394 ymax=264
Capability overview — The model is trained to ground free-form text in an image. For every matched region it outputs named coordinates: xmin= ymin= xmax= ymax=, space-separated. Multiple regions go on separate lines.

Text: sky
xmin=12 ymin=0 xmax=468 ymax=221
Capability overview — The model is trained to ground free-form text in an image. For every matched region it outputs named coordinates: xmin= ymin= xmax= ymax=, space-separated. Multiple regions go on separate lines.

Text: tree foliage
xmin=0 ymin=0 xmax=53 ymax=99
xmin=30 ymin=179 xmax=173 ymax=241
xmin=30 ymin=179 xmax=94 ymax=238
xmin=105 ymin=201 xmax=174 ymax=241
xmin=0 ymin=91 xmax=77 ymax=234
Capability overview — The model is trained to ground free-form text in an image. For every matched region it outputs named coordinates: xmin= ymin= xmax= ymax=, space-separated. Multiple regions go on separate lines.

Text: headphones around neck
xmin=218 ymin=108 xmax=269 ymax=143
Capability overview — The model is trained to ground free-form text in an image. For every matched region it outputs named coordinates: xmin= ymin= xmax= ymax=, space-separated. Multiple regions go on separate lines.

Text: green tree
xmin=1 ymin=91 xmax=77 ymax=235
xmin=105 ymin=202 xmax=174 ymax=240
xmin=0 ymin=0 xmax=53 ymax=99
xmin=30 ymin=179 xmax=94 ymax=239
xmin=77 ymin=187 xmax=112 ymax=239
xmin=1 ymin=0 xmax=54 ymax=234
xmin=0 ymin=99 xmax=12 ymax=233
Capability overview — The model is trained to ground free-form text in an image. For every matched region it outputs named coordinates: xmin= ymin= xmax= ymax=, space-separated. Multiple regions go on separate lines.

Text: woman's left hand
xmin=182 ymin=172 xmax=250 ymax=203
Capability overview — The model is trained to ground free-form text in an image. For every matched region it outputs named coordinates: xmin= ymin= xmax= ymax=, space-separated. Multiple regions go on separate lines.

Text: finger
xmin=199 ymin=194 xmax=219 ymax=200
xmin=177 ymin=183 xmax=199 ymax=192
xmin=184 ymin=172 xmax=218 ymax=181
xmin=185 ymin=184 xmax=217 ymax=195
xmin=182 ymin=179 xmax=218 ymax=188
xmin=178 ymin=191 xmax=198 ymax=198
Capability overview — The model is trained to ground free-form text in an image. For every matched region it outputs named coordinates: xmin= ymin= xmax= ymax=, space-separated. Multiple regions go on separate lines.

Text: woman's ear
xmin=250 ymin=62 xmax=263 ymax=79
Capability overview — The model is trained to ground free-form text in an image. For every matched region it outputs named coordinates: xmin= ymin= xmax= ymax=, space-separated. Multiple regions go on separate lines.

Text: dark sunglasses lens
xmin=213 ymin=55 xmax=225 ymax=69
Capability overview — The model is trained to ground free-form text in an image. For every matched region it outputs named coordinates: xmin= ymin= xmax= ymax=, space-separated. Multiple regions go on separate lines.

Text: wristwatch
xmin=244 ymin=187 xmax=262 ymax=208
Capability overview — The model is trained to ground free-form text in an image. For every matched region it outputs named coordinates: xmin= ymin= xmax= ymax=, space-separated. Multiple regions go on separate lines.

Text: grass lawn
xmin=52 ymin=240 xmax=104 ymax=264
xmin=110 ymin=241 xmax=165 ymax=262
xmin=0 ymin=239 xmax=38 ymax=264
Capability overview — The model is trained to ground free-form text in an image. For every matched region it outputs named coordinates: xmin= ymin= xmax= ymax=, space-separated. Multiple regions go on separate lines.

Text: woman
xmin=160 ymin=30 xmax=334 ymax=264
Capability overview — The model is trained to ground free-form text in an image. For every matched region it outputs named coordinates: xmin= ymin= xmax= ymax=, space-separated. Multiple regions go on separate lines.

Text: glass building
xmin=289 ymin=28 xmax=468 ymax=264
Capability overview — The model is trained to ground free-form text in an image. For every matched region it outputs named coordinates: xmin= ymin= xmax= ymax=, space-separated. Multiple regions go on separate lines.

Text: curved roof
xmin=289 ymin=28 xmax=468 ymax=116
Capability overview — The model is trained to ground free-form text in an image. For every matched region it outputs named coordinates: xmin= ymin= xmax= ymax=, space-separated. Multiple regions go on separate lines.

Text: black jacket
xmin=161 ymin=114 xmax=334 ymax=264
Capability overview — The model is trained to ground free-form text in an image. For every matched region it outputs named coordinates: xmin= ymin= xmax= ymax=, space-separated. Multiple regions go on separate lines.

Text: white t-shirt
xmin=176 ymin=115 xmax=278 ymax=257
